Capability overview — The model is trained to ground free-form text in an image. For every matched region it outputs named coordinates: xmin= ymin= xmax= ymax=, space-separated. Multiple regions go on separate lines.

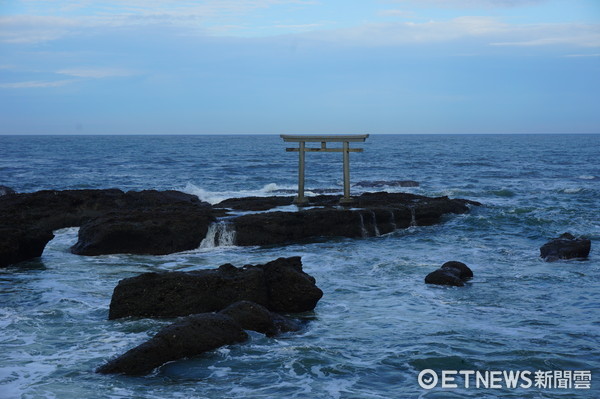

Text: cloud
xmin=490 ymin=23 xmax=600 ymax=48
xmin=56 ymin=67 xmax=136 ymax=78
xmin=564 ymin=53 xmax=600 ymax=57
xmin=0 ymin=0 xmax=321 ymax=44
xmin=377 ymin=9 xmax=415 ymax=18
xmin=303 ymin=16 xmax=509 ymax=46
xmin=273 ymin=23 xmax=323 ymax=30
xmin=0 ymin=79 xmax=76 ymax=89
xmin=388 ymin=0 xmax=548 ymax=8
xmin=0 ymin=15 xmax=79 ymax=44
xmin=301 ymin=17 xmax=600 ymax=49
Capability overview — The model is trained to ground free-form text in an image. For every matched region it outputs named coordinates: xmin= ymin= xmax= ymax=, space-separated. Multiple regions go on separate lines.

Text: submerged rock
xmin=96 ymin=313 xmax=248 ymax=376
xmin=108 ymin=257 xmax=323 ymax=319
xmin=425 ymin=261 xmax=473 ymax=287
xmin=540 ymin=233 xmax=591 ymax=262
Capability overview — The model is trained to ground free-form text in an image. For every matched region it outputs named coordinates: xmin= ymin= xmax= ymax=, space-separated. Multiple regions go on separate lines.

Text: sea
xmin=0 ymin=134 xmax=598 ymax=399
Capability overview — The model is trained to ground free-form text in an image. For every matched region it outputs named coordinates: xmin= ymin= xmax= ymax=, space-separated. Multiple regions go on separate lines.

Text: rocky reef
xmin=0 ymin=189 xmax=479 ymax=267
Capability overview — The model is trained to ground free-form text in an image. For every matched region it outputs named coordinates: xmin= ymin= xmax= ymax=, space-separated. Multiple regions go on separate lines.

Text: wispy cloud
xmin=57 ymin=67 xmax=136 ymax=78
xmin=388 ymin=0 xmax=548 ymax=8
xmin=0 ymin=0 xmax=319 ymax=43
xmin=273 ymin=23 xmax=323 ymax=30
xmin=564 ymin=53 xmax=600 ymax=57
xmin=0 ymin=79 xmax=76 ymax=89
xmin=0 ymin=15 xmax=79 ymax=44
xmin=490 ymin=24 xmax=600 ymax=48
xmin=377 ymin=9 xmax=415 ymax=18
xmin=302 ymin=17 xmax=600 ymax=49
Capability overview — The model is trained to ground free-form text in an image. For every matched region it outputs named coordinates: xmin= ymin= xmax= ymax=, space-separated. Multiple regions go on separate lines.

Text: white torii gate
xmin=280 ymin=134 xmax=369 ymax=205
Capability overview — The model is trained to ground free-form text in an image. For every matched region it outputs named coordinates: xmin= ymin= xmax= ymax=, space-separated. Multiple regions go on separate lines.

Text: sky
xmin=0 ymin=0 xmax=599 ymax=134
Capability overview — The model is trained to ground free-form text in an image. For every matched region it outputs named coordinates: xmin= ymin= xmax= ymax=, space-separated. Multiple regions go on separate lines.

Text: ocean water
xmin=0 ymin=134 xmax=599 ymax=399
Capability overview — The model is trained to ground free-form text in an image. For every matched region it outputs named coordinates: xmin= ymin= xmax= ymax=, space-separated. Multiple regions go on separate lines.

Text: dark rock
xmin=1 ymin=189 xmax=479 ymax=266
xmin=441 ymin=261 xmax=474 ymax=280
xmin=71 ymin=209 xmax=215 ymax=256
xmin=96 ymin=313 xmax=248 ymax=376
xmin=234 ymin=209 xmax=366 ymax=246
xmin=425 ymin=261 xmax=473 ymax=287
xmin=425 ymin=269 xmax=465 ymax=287
xmin=215 ymin=196 xmax=294 ymax=211
xmin=261 ymin=256 xmax=322 ymax=313
xmin=540 ymin=233 xmax=591 ymax=261
xmin=108 ymin=257 xmax=323 ymax=319
xmin=354 ymin=180 xmax=420 ymax=188
xmin=0 ymin=189 xmax=216 ymax=267
xmin=0 ymin=227 xmax=55 ymax=268
xmin=219 ymin=300 xmax=301 ymax=337
xmin=0 ymin=185 xmax=16 ymax=196
xmin=233 ymin=193 xmax=472 ymax=246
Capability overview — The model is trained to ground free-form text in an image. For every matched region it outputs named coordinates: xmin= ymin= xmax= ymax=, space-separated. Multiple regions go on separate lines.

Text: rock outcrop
xmin=0 ymin=185 xmax=15 ymax=196
xmin=1 ymin=189 xmax=479 ymax=267
xmin=219 ymin=300 xmax=302 ymax=337
xmin=71 ymin=209 xmax=215 ymax=256
xmin=97 ymin=300 xmax=303 ymax=376
xmin=540 ymin=233 xmax=591 ymax=262
xmin=231 ymin=192 xmax=477 ymax=246
xmin=96 ymin=313 xmax=248 ymax=376
xmin=108 ymin=257 xmax=323 ymax=319
xmin=425 ymin=261 xmax=473 ymax=287
xmin=0 ymin=189 xmax=215 ymax=267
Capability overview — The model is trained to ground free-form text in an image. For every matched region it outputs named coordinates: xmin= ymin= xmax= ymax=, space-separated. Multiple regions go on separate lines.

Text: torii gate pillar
xmin=280 ymin=134 xmax=369 ymax=205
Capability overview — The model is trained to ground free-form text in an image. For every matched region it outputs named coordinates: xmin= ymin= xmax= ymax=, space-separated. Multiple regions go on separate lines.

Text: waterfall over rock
xmin=200 ymin=221 xmax=236 ymax=248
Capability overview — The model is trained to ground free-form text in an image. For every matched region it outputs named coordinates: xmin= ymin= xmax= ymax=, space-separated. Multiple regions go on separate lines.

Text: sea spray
xmin=199 ymin=221 xmax=236 ymax=248
xmin=389 ymin=210 xmax=397 ymax=230
xmin=358 ymin=213 xmax=368 ymax=238
xmin=369 ymin=210 xmax=380 ymax=236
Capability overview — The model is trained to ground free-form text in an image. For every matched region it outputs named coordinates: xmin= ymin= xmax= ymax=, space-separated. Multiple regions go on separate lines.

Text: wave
xmin=183 ymin=182 xmax=359 ymax=204
xmin=578 ymin=175 xmax=597 ymax=180
xmin=182 ymin=182 xmax=298 ymax=205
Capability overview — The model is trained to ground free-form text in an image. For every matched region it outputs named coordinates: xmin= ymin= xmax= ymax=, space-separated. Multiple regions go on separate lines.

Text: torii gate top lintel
xmin=280 ymin=134 xmax=369 ymax=205
xmin=281 ymin=134 xmax=369 ymax=143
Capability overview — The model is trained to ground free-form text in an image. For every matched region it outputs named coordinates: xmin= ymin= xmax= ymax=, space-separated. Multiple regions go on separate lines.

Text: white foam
xmin=578 ymin=175 xmax=596 ymax=180
xmin=182 ymin=182 xmax=297 ymax=205
xmin=199 ymin=222 xmax=236 ymax=249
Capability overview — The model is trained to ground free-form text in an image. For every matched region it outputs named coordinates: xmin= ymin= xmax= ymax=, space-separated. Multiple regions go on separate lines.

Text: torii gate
xmin=280 ymin=134 xmax=369 ymax=205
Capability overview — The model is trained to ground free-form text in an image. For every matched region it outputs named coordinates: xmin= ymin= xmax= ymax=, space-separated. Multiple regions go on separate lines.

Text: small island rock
xmin=540 ymin=233 xmax=591 ymax=261
xmin=425 ymin=261 xmax=473 ymax=287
